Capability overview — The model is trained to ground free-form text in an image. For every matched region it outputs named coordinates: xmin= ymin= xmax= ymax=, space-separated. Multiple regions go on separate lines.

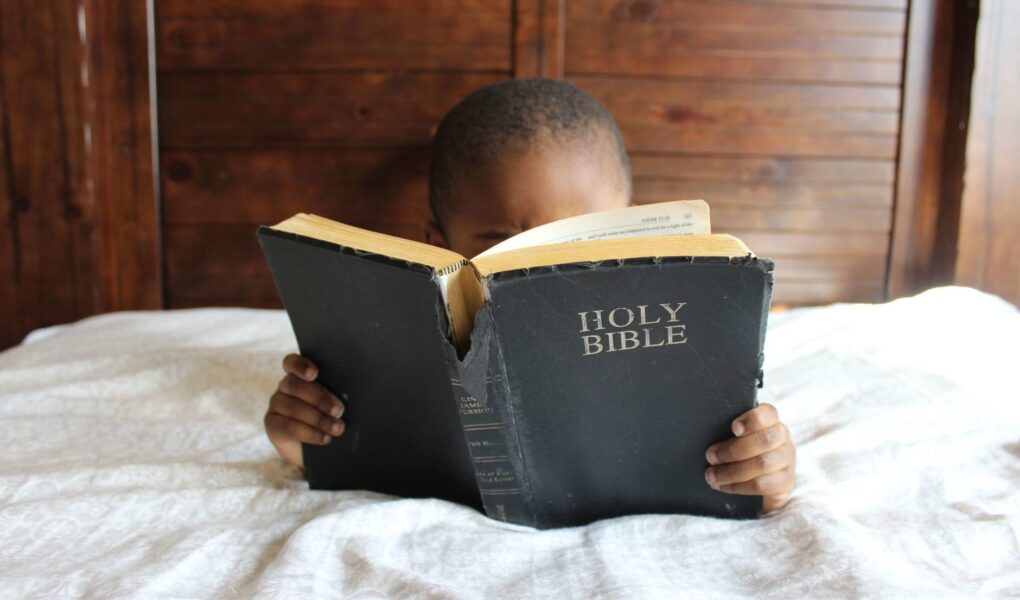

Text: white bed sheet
xmin=0 ymin=286 xmax=1017 ymax=599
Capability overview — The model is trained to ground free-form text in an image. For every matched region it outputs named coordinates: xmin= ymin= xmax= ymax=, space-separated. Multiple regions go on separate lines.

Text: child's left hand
xmin=704 ymin=403 xmax=796 ymax=513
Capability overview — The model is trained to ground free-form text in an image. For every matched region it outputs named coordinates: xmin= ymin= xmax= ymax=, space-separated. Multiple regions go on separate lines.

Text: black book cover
xmin=259 ymin=225 xmax=773 ymax=529
xmin=257 ymin=227 xmax=482 ymax=510
xmin=456 ymin=256 xmax=773 ymax=528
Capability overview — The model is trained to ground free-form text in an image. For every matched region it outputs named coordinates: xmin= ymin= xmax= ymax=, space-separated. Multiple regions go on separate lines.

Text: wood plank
xmin=164 ymin=226 xmax=282 ymax=308
xmin=721 ymin=0 xmax=905 ymax=9
xmin=56 ymin=0 xmax=99 ymax=326
xmin=600 ymin=101 xmax=898 ymax=134
xmin=86 ymin=0 xmax=163 ymax=312
xmin=955 ymin=0 xmax=1020 ymax=306
xmin=158 ymin=71 xmax=505 ymax=149
xmin=157 ymin=0 xmax=512 ymax=72
xmin=164 ymin=223 xmax=428 ymax=308
xmin=630 ymin=155 xmax=894 ymax=183
xmin=567 ymin=2 xmax=907 ymax=35
xmin=161 ymin=149 xmax=430 ymax=225
xmin=620 ymin=126 xmax=896 ymax=158
xmin=160 ymin=71 xmax=902 ymax=154
xmin=568 ymin=21 xmax=903 ymax=61
xmin=0 ymin=0 xmax=159 ymax=350
xmin=514 ymin=0 xmax=564 ymax=78
xmin=887 ymin=0 xmax=975 ymax=299
xmin=574 ymin=75 xmax=899 ymax=157
xmin=574 ymin=75 xmax=901 ymax=111
xmin=0 ymin=0 xmax=91 ymax=348
xmin=0 ymin=65 xmax=17 ymax=349
xmin=634 ymin=179 xmax=892 ymax=208
xmin=567 ymin=51 xmax=901 ymax=84
xmin=565 ymin=8 xmax=907 ymax=85
xmin=158 ymin=0 xmax=510 ymax=19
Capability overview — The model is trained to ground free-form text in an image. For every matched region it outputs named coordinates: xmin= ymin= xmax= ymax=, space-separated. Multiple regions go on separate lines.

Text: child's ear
xmin=423 ymin=219 xmax=449 ymax=249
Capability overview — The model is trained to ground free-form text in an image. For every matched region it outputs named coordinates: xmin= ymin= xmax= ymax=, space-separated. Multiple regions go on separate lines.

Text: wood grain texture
xmin=630 ymin=155 xmax=895 ymax=184
xmin=86 ymin=0 xmax=162 ymax=312
xmin=155 ymin=0 xmax=915 ymax=309
xmin=887 ymin=0 xmax=976 ymax=299
xmin=698 ymin=0 xmax=905 ymax=8
xmin=0 ymin=0 xmax=96 ymax=350
xmin=161 ymin=149 xmax=430 ymax=226
xmin=158 ymin=0 xmax=512 ymax=72
xmin=513 ymin=0 xmax=564 ymax=78
xmin=164 ymin=226 xmax=283 ymax=308
xmin=575 ymin=75 xmax=899 ymax=157
xmin=0 ymin=61 xmax=18 ymax=349
xmin=565 ymin=0 xmax=905 ymax=84
xmin=566 ymin=2 xmax=907 ymax=34
xmin=955 ymin=0 xmax=1020 ymax=306
xmin=164 ymin=223 xmax=422 ymax=308
xmin=0 ymin=0 xmax=160 ymax=351
xmin=635 ymin=180 xmax=893 ymax=209
xmin=158 ymin=71 xmax=504 ymax=149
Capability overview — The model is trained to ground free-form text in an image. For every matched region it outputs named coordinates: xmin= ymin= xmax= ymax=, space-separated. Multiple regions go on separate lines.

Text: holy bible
xmin=256 ymin=200 xmax=774 ymax=529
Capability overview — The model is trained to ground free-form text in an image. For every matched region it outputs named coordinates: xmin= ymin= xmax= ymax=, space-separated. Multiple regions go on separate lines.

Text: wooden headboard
xmin=4 ymin=0 xmax=1014 ymax=351
xmin=157 ymin=0 xmax=903 ymax=308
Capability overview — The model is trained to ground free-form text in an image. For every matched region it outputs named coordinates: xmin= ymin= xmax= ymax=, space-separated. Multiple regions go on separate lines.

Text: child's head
xmin=427 ymin=78 xmax=632 ymax=257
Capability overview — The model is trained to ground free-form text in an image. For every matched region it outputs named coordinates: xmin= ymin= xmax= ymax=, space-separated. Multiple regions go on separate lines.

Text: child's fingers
xmin=730 ymin=403 xmax=779 ymax=436
xmin=706 ymin=422 xmax=789 ymax=464
xmin=711 ymin=465 xmax=795 ymax=497
xmin=282 ymin=353 xmax=318 ymax=381
xmin=763 ymin=492 xmax=792 ymax=514
xmin=705 ymin=442 xmax=795 ymax=487
xmin=269 ymin=392 xmax=345 ymax=437
xmin=278 ymin=374 xmax=344 ymax=418
xmin=265 ymin=412 xmax=334 ymax=445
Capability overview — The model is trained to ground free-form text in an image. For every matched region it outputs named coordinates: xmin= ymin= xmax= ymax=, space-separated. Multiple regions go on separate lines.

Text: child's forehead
xmin=447 ymin=138 xmax=628 ymax=225
xmin=471 ymin=132 xmax=614 ymax=179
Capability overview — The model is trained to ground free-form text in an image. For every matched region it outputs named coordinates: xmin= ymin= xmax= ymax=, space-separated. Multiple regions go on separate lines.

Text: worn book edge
xmin=452 ymin=255 xmax=775 ymax=527
xmin=258 ymin=214 xmax=773 ymax=526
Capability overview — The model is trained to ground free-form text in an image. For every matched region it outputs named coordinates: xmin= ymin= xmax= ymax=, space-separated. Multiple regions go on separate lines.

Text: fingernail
xmin=706 ymin=448 xmax=718 ymax=465
xmin=322 ymin=434 xmax=331 ymax=444
xmin=330 ymin=421 xmax=341 ymax=435
xmin=305 ymin=367 xmax=317 ymax=380
xmin=705 ymin=469 xmax=716 ymax=487
xmin=732 ymin=421 xmax=745 ymax=436
xmin=329 ymin=404 xmax=341 ymax=418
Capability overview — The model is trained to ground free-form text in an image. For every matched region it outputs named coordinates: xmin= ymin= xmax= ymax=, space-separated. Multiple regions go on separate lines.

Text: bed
xmin=0 ymin=286 xmax=1017 ymax=598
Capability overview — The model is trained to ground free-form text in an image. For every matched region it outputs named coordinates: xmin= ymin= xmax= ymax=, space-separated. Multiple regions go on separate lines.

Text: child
xmin=264 ymin=78 xmax=796 ymax=513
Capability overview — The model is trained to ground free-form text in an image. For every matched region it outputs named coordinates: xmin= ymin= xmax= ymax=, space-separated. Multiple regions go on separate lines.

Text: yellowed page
xmin=473 ymin=199 xmax=710 ymax=259
xmin=472 ymin=233 xmax=749 ymax=277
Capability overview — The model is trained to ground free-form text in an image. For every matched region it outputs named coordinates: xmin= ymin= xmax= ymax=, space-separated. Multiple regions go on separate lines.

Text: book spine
xmin=445 ymin=304 xmax=533 ymax=525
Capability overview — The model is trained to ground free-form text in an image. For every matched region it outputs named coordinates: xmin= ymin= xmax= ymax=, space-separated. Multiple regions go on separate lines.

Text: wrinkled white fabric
xmin=0 ymin=286 xmax=1017 ymax=599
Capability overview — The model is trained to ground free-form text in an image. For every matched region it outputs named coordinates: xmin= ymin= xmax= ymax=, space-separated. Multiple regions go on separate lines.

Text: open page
xmin=473 ymin=199 xmax=710 ymax=259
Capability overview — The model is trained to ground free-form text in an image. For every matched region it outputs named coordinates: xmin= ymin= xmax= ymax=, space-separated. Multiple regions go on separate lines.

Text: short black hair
xmin=428 ymin=78 xmax=631 ymax=228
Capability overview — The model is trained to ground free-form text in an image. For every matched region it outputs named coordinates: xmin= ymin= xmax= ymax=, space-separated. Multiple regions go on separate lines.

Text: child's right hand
xmin=264 ymin=353 xmax=345 ymax=471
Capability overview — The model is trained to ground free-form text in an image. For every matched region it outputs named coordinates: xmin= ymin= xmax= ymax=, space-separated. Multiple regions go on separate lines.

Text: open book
xmin=257 ymin=200 xmax=774 ymax=528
